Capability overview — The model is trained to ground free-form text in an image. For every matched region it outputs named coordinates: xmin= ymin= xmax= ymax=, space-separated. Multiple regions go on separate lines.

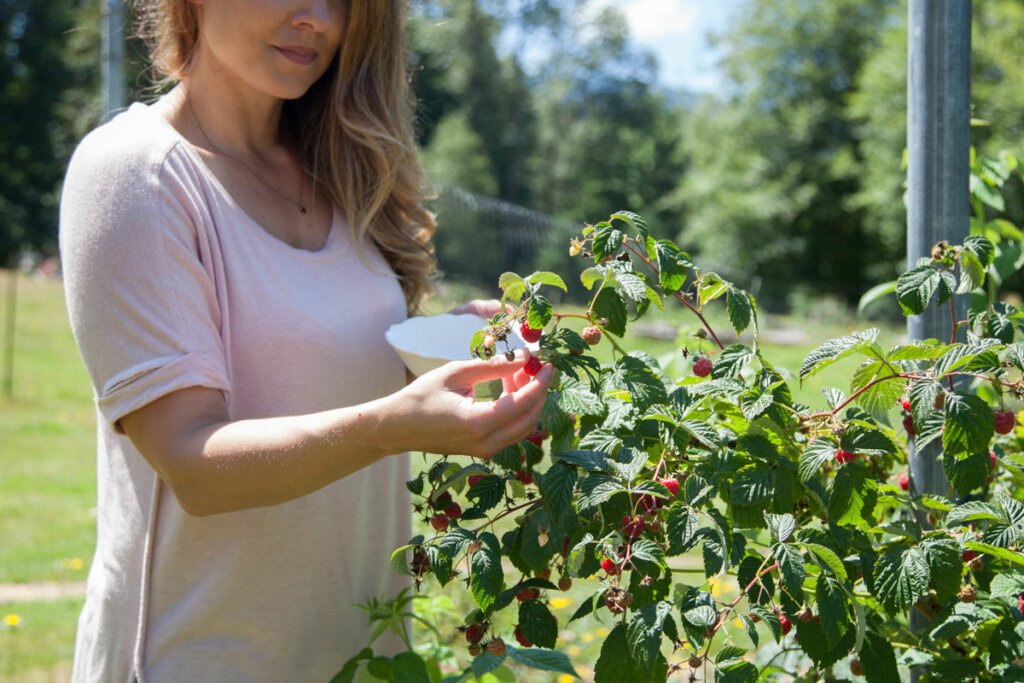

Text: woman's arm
xmin=120 ymin=350 xmax=553 ymax=516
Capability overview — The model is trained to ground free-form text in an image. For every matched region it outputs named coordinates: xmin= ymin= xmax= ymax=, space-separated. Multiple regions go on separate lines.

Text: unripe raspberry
xmin=487 ymin=639 xmax=506 ymax=657
xmin=516 ymin=588 xmax=541 ymax=602
xmin=465 ymin=623 xmax=486 ymax=644
xmin=430 ymin=514 xmax=449 ymax=532
xmin=835 ymin=449 xmax=857 ymax=464
xmin=558 ymin=577 xmax=572 ymax=591
xmin=569 ymin=243 xmax=581 ymax=257
xmin=969 ymin=555 xmax=984 ymax=572
xmin=445 ymin=503 xmax=462 ymax=520
xmin=523 ymin=355 xmax=543 ymax=376
xmin=623 ymin=515 xmax=645 ymax=538
xmin=688 ymin=656 xmax=702 ymax=669
xmin=433 ymin=491 xmax=453 ymax=510
xmin=519 ymin=321 xmax=543 ymax=343
xmin=514 ymin=626 xmax=532 ymax=648
xmin=581 ymin=325 xmax=602 ymax=346
xmin=901 ymin=398 xmax=911 ymax=412
xmin=638 ymin=494 xmax=661 ymax=516
xmin=995 ymin=410 xmax=1015 ymax=435
xmin=991 ymin=450 xmax=998 ymax=470
xmin=483 ymin=334 xmax=495 ymax=349
xmin=468 ymin=643 xmax=482 ymax=656
xmin=796 ymin=607 xmax=813 ymax=622
xmin=899 ymin=472 xmax=910 ymax=491
xmin=659 ymin=477 xmax=680 ymax=497
xmin=903 ymin=415 xmax=916 ymax=437
xmin=693 ymin=357 xmax=713 ymax=378
xmin=537 ymin=567 xmax=551 ymax=580
xmin=850 ymin=658 xmax=862 ymax=676
xmin=600 ymin=558 xmax=620 ymax=576
xmin=779 ymin=615 xmax=792 ymax=636
xmin=958 ymin=585 xmax=977 ymax=603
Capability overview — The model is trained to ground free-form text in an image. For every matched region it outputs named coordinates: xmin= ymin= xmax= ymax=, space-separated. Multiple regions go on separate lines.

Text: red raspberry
xmin=430 ymin=514 xmax=449 ymax=532
xmin=779 ymin=615 xmax=792 ymax=636
xmin=516 ymin=469 xmax=534 ymax=486
xmin=693 ymin=357 xmax=713 ymax=378
xmin=516 ymin=588 xmax=541 ymax=602
xmin=899 ymin=472 xmax=910 ymax=491
xmin=562 ymin=536 xmax=571 ymax=556
xmin=995 ymin=410 xmax=1015 ymax=435
xmin=638 ymin=495 xmax=661 ymax=516
xmin=523 ymin=356 xmax=543 ymax=376
xmin=581 ymin=325 xmax=602 ymax=346
xmin=558 ymin=577 xmax=572 ymax=591
xmin=537 ymin=567 xmax=551 ymax=580
xmin=991 ymin=450 xmax=998 ymax=470
xmin=519 ymin=321 xmax=543 ymax=343
xmin=903 ymin=415 xmax=916 ymax=437
xmin=468 ymin=474 xmax=485 ymax=487
xmin=525 ymin=430 xmax=545 ymax=447
xmin=958 ymin=585 xmax=977 ymax=603
xmin=796 ymin=607 xmax=814 ymax=622
xmin=962 ymin=550 xmax=977 ymax=562
xmin=445 ymin=503 xmax=462 ymax=520
xmin=514 ymin=626 xmax=532 ymax=648
xmin=465 ymin=623 xmax=486 ymax=644
xmin=659 ymin=477 xmax=680 ymax=497
xmin=433 ymin=491 xmax=452 ymax=510
xmin=623 ymin=515 xmax=645 ymax=538
xmin=850 ymin=658 xmax=862 ymax=676
xmin=600 ymin=558 xmax=620 ymax=576
xmin=835 ymin=449 xmax=857 ymax=464
xmin=901 ymin=398 xmax=912 ymax=413
xmin=487 ymin=639 xmax=506 ymax=657
xmin=468 ymin=643 xmax=482 ymax=656
xmin=1018 ymin=593 xmax=1024 ymax=614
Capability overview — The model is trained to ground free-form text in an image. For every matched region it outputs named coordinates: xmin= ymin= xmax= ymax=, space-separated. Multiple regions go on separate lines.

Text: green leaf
xmin=506 ymin=645 xmax=579 ymax=677
xmin=963 ymin=541 xmax=1024 ymax=567
xmin=942 ymin=393 xmax=996 ymax=456
xmin=726 ymin=286 xmax=756 ymax=336
xmin=498 ymin=272 xmax=527 ymax=301
xmin=945 ymin=501 xmax=1003 ymax=526
xmin=849 ymin=359 xmax=903 ymax=418
xmin=666 ymin=506 xmax=701 ymax=556
xmin=594 ymin=624 xmax=639 ymax=683
xmin=613 ymin=356 xmax=669 ymax=411
xmin=964 ymin=234 xmax=995 ymax=265
xmin=803 ymin=543 xmax=848 ymax=582
xmin=922 ymin=535 xmax=963 ymax=601
xmin=467 ymin=475 xmax=506 ymax=514
xmin=630 ymin=538 xmax=667 ymax=574
xmin=943 ymin=449 xmax=992 ymax=497
xmin=896 ymin=265 xmax=942 ymax=315
xmin=773 ymin=542 xmax=806 ymax=597
xmin=859 ymin=633 xmax=900 ymax=683
xmin=627 ymin=602 xmax=673 ymax=672
xmin=958 ymin=250 xmax=985 ymax=294
xmin=591 ymin=222 xmax=624 ymax=261
xmin=367 ymin=656 xmax=394 ymax=680
xmin=828 ymin=466 xmax=878 ymax=529
xmin=715 ymin=661 xmax=758 ymax=683
xmin=799 ymin=438 xmax=839 ymax=483
xmin=800 ymin=329 xmax=879 ymax=382
xmin=519 ymin=600 xmax=558 ymax=649
xmin=714 ymin=344 xmax=756 ymax=379
xmin=615 ymin=272 xmax=647 ymax=305
xmin=857 ymin=280 xmax=897 ymax=315
xmin=527 ymin=295 xmax=553 ymax=330
xmin=816 ymin=576 xmax=849 ymax=647
xmin=553 ymin=450 xmax=610 ymax=472
xmin=392 ymin=652 xmax=432 ymax=683
xmin=765 ymin=513 xmax=796 ymax=544
xmin=908 ymin=380 xmax=941 ymax=430
xmin=654 ymin=241 xmax=688 ymax=294
xmin=989 ymin=570 xmax=1024 ymax=599
xmin=537 ymin=462 xmax=576 ymax=527
xmin=593 ymin=288 xmax=627 ymax=337
xmin=580 ymin=266 xmax=608 ymax=291
xmin=526 ymin=271 xmax=568 ymax=292
xmin=610 ymin=210 xmax=648 ymax=240
xmin=331 ymin=647 xmax=373 ymax=683
xmin=872 ymin=543 xmax=930 ymax=614
xmin=471 ymin=651 xmax=506 ymax=679
xmin=470 ymin=533 xmax=504 ymax=612
xmin=841 ymin=422 xmax=897 ymax=456
xmin=554 ymin=379 xmax=606 ymax=418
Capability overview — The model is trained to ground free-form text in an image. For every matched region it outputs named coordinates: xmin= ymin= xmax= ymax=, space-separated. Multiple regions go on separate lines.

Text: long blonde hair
xmin=134 ymin=0 xmax=436 ymax=311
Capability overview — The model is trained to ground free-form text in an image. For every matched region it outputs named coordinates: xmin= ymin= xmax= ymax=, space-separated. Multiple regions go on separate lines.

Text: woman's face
xmin=193 ymin=0 xmax=347 ymax=101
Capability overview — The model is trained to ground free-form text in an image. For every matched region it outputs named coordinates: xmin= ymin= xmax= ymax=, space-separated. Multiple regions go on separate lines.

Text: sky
xmin=602 ymin=0 xmax=740 ymax=93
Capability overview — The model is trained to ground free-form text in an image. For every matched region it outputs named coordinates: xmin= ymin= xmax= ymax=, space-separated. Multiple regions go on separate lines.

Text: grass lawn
xmin=0 ymin=270 xmax=904 ymax=679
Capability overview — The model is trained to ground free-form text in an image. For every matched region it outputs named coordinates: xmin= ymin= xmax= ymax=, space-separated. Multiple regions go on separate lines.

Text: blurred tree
xmin=0 ymin=0 xmax=100 ymax=264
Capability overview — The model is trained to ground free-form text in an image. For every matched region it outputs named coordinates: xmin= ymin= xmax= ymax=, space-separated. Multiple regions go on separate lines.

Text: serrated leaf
xmin=526 ymin=271 xmax=567 ymax=292
xmin=506 ymin=645 xmax=579 ymax=677
xmin=850 ymin=359 xmax=903 ymax=418
xmin=627 ymin=601 xmax=673 ymax=672
xmin=858 ymin=280 xmax=897 ymax=315
xmin=964 ymin=234 xmax=995 ymax=265
xmin=816 ymin=575 xmax=849 ymax=647
xmin=943 ymin=449 xmax=993 ymax=497
xmin=518 ymin=600 xmax=558 ymax=649
xmin=591 ymin=223 xmax=624 ymax=261
xmin=989 ymin=570 xmax=1024 ymax=599
xmin=859 ymin=633 xmax=900 ymax=683
xmin=726 ymin=286 xmax=756 ymax=336
xmin=666 ymin=506 xmax=700 ymax=556
xmin=554 ymin=379 xmax=606 ymax=418
xmin=908 ymin=380 xmax=941 ymax=429
xmin=896 ymin=265 xmax=942 ymax=315
xmin=698 ymin=273 xmax=728 ymax=306
xmin=553 ymin=450 xmax=609 ymax=472
xmin=963 ymin=541 xmax=1024 ymax=566
xmin=765 ymin=513 xmax=796 ymax=543
xmin=803 ymin=543 xmax=848 ymax=582
xmin=630 ymin=538 xmax=667 ymax=572
xmin=537 ymin=463 xmax=576 ymax=527
xmin=471 ymin=651 xmax=506 ymax=679
xmin=800 ymin=329 xmax=880 ymax=382
xmin=614 ymin=356 xmax=668 ymax=411
xmin=470 ymin=533 xmax=504 ymax=611
xmin=921 ymin=535 xmax=962 ymax=602
xmin=774 ymin=542 xmax=806 ymax=596
xmin=872 ymin=544 xmax=930 ymax=614
xmin=577 ymin=474 xmax=626 ymax=509
xmin=942 ymin=393 xmax=996 ymax=456
xmin=945 ymin=501 xmax=1004 ymax=526
xmin=610 ymin=210 xmax=648 ymax=239
xmin=958 ymin=250 xmax=985 ymax=294
xmin=392 ymin=652 xmax=432 ymax=683
xmin=828 ymin=466 xmax=878 ymax=529
xmin=654 ymin=241 xmax=688 ymax=294
xmin=841 ymin=422 xmax=897 ymax=455
xmin=527 ymin=295 xmax=553 ymax=330
xmin=714 ymin=344 xmax=756 ymax=379
xmin=799 ymin=438 xmax=838 ymax=482
xmin=615 ymin=272 xmax=647 ymax=305
xmin=593 ymin=288 xmax=627 ymax=337
xmin=498 ymin=272 xmax=527 ymax=301
xmin=716 ymin=661 xmax=758 ymax=683
xmin=594 ymin=624 xmax=639 ymax=683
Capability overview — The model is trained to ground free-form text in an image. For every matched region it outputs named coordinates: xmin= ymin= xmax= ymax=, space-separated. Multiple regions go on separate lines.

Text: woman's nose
xmin=292 ymin=0 xmax=333 ymax=32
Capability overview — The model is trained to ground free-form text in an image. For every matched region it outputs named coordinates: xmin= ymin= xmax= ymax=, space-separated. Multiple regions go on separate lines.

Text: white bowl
xmin=386 ymin=314 xmax=529 ymax=377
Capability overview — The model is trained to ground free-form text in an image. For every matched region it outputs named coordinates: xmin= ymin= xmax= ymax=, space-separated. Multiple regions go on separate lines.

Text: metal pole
xmin=906 ymin=0 xmax=971 ymax=665
xmin=101 ymin=0 xmax=125 ymax=120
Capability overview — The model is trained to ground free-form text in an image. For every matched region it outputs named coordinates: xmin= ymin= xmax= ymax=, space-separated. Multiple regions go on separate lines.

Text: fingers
xmin=446 ymin=348 xmax=534 ymax=386
xmin=448 ymin=299 xmax=507 ymax=318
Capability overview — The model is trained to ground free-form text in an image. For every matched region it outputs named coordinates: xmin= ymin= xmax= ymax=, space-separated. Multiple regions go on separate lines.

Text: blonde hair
xmin=134 ymin=0 xmax=436 ymax=311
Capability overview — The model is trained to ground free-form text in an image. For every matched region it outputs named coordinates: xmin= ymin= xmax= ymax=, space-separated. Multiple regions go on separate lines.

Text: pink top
xmin=60 ymin=102 xmax=412 ymax=682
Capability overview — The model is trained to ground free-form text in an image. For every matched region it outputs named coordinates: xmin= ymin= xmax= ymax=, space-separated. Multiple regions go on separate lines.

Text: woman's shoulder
xmin=66 ymin=102 xmax=193 ymax=187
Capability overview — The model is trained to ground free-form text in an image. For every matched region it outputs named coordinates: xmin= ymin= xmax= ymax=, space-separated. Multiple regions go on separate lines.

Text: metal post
xmin=101 ymin=0 xmax=125 ymax=120
xmin=906 ymin=0 xmax=971 ymax=667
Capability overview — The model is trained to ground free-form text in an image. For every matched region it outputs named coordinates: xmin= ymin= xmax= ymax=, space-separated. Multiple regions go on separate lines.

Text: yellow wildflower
xmin=549 ymin=597 xmax=573 ymax=610
xmin=4 ymin=614 xmax=21 ymax=628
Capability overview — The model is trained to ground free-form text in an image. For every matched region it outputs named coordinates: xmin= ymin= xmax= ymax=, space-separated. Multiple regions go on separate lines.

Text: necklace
xmin=184 ymin=92 xmax=310 ymax=215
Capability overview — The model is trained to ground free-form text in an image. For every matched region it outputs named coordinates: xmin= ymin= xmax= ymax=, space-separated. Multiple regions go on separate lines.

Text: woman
xmin=59 ymin=1 xmax=553 ymax=680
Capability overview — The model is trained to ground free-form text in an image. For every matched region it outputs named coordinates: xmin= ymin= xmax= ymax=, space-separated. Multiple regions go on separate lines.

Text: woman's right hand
xmin=383 ymin=350 xmax=555 ymax=459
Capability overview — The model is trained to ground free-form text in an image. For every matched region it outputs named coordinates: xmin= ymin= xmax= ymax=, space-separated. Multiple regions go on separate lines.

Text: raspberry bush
xmin=337 ymin=211 xmax=1024 ymax=682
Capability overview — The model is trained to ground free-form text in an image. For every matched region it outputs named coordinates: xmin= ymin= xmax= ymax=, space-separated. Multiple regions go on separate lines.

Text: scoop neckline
xmin=128 ymin=102 xmax=346 ymax=260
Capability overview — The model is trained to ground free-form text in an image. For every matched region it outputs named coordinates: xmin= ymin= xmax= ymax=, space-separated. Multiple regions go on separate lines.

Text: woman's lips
xmin=274 ymin=46 xmax=317 ymax=66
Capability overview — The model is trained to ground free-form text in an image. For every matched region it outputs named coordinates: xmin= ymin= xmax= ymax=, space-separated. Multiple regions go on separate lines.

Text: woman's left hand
xmin=447 ymin=299 xmax=509 ymax=319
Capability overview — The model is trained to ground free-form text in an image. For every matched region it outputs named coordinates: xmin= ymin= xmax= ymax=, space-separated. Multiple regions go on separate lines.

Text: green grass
xmin=1 ymin=598 xmax=83 ymax=682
